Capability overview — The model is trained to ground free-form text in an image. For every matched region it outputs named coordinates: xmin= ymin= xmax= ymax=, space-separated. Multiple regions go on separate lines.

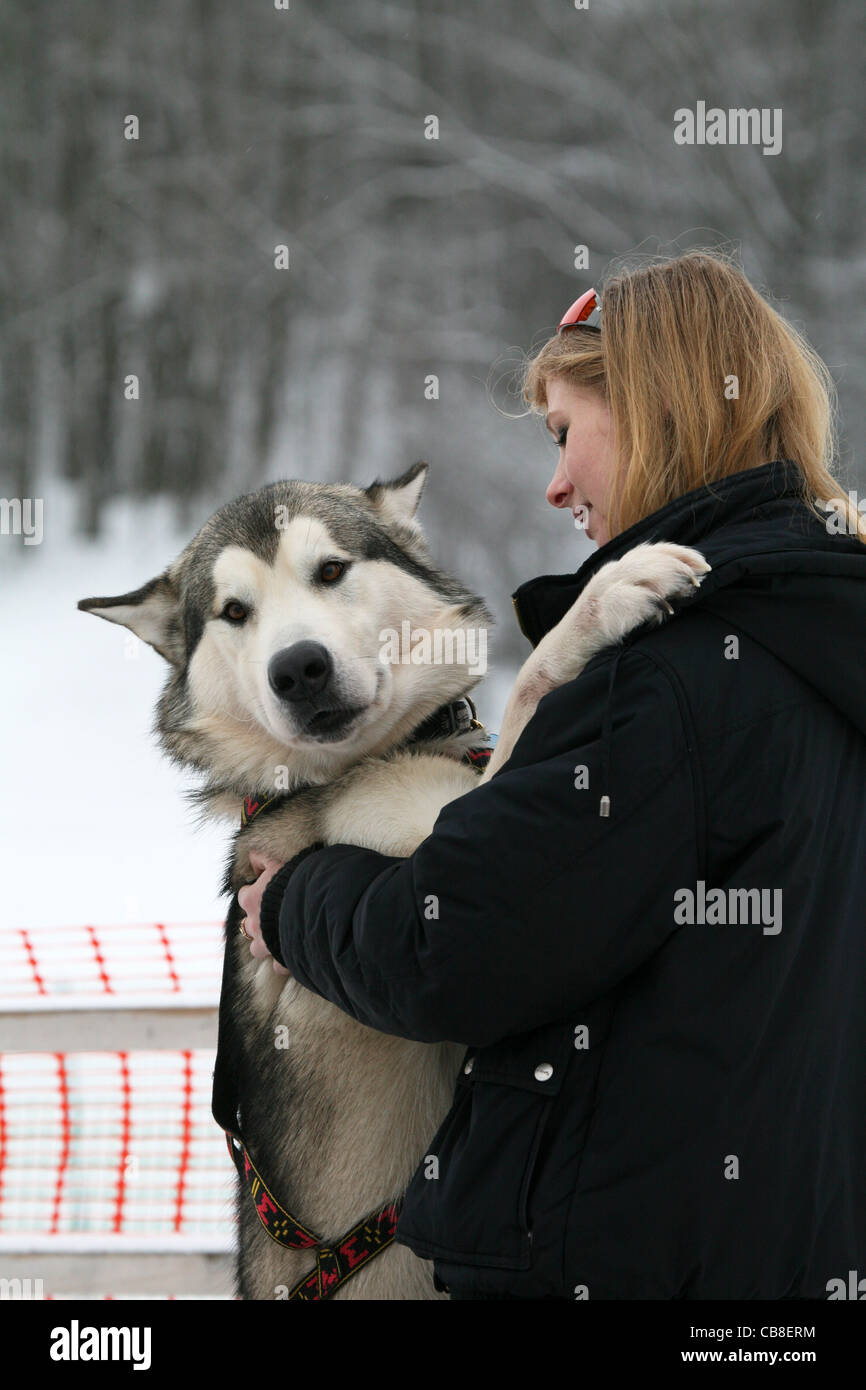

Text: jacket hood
xmin=512 ymin=460 xmax=866 ymax=740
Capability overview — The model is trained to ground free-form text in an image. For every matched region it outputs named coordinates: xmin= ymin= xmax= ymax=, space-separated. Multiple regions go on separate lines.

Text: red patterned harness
xmin=225 ymin=1132 xmax=403 ymax=1299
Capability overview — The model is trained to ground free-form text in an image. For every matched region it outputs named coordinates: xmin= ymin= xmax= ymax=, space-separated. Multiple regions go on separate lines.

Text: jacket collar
xmin=511 ymin=459 xmax=806 ymax=648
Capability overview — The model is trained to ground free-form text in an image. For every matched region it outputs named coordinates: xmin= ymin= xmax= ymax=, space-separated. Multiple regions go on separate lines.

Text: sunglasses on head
xmin=558 ymin=287 xmax=601 ymax=333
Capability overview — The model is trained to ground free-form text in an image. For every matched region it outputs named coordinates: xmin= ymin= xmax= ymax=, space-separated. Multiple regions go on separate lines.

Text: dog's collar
xmin=405 ymin=695 xmax=483 ymax=745
xmin=239 ymin=698 xmax=488 ymax=829
xmin=240 ymin=789 xmax=298 ymax=828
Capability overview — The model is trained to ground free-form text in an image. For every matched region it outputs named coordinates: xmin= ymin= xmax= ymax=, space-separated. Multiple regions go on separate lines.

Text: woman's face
xmin=543 ymin=377 xmax=616 ymax=547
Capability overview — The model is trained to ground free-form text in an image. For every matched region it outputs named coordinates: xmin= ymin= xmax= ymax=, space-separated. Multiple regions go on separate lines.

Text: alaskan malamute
xmin=79 ymin=462 xmax=709 ymax=1299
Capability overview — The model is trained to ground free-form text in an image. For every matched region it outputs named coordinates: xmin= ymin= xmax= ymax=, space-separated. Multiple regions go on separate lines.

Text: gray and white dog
xmin=79 ymin=462 xmax=709 ymax=1299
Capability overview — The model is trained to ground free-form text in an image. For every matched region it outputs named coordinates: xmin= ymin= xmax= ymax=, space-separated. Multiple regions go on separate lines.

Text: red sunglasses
xmin=558 ymin=287 xmax=601 ymax=333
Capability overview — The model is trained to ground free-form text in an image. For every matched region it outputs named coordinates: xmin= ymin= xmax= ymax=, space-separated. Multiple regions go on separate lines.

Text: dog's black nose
xmin=268 ymin=641 xmax=333 ymax=702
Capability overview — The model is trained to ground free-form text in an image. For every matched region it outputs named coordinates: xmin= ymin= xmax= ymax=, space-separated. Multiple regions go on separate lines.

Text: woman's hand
xmin=238 ymin=850 xmax=290 ymax=975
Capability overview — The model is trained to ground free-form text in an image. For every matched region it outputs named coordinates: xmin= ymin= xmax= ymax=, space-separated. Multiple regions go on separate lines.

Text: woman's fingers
xmin=248 ymin=931 xmax=270 ymax=959
xmin=239 ymin=852 xmax=288 ymax=971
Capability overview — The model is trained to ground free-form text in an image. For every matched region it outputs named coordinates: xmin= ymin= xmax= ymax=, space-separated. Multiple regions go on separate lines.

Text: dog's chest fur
xmin=218 ymin=743 xmax=480 ymax=1299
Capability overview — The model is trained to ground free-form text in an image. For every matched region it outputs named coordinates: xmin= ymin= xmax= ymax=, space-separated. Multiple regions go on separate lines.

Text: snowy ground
xmin=0 ymin=484 xmax=516 ymax=931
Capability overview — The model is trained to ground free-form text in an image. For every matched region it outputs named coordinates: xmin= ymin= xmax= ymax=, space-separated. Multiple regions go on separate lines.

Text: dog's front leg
xmin=479 ymin=542 xmax=710 ymax=782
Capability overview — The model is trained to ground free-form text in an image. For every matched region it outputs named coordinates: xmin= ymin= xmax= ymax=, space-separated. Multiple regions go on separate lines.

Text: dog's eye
xmin=221 ymin=599 xmax=248 ymax=624
xmin=319 ymin=560 xmax=347 ymax=584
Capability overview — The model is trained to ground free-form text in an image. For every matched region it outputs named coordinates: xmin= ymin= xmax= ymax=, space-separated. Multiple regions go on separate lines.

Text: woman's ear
xmin=78 ymin=572 xmax=183 ymax=664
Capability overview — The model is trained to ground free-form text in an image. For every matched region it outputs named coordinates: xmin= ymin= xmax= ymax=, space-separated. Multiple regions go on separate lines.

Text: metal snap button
xmin=534 ymin=1062 xmax=554 ymax=1082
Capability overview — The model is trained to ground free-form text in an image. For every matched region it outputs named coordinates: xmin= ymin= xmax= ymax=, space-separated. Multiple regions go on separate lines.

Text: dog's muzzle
xmin=268 ymin=641 xmax=365 ymax=740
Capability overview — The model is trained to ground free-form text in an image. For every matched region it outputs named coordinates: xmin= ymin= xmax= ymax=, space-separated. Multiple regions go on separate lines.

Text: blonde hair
xmin=523 ymin=250 xmax=862 ymax=542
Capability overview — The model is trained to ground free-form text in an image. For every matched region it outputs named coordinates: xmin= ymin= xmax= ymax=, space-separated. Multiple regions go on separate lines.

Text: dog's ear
xmin=364 ymin=460 xmax=429 ymax=527
xmin=78 ymin=572 xmax=183 ymax=664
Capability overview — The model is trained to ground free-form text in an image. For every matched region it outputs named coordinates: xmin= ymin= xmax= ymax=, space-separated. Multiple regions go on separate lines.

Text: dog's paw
xmin=579 ymin=542 xmax=711 ymax=648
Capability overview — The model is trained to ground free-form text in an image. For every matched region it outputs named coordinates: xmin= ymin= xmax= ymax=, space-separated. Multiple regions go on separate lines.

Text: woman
xmin=239 ymin=251 xmax=866 ymax=1299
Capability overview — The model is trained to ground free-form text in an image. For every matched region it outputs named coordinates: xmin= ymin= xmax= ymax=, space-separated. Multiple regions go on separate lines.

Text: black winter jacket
xmin=259 ymin=459 xmax=866 ymax=1299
